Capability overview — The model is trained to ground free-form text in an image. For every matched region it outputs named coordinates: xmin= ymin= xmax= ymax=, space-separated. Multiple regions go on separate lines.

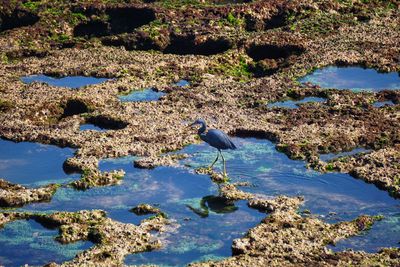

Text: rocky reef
xmin=0 ymin=0 xmax=399 ymax=265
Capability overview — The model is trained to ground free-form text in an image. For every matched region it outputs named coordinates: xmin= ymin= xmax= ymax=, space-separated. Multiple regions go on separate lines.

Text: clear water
xmin=299 ymin=66 xmax=400 ymax=92
xmin=267 ymin=97 xmax=326 ymax=109
xmin=18 ymin=162 xmax=264 ymax=266
xmin=0 ymin=219 xmax=92 ymax=267
xmin=3 ymin=138 xmax=397 ymax=266
xmin=330 ymin=213 xmax=400 ymax=253
xmin=320 ymin=148 xmax=371 ymax=162
xmin=175 ymin=80 xmax=190 ymax=87
xmin=79 ymin=124 xmax=108 ymax=132
xmin=0 ymin=139 xmax=77 ymax=186
xmin=373 ymin=100 xmax=395 ymax=108
xmin=119 ymin=88 xmax=166 ymax=102
xmin=21 ymin=75 xmax=109 ymax=89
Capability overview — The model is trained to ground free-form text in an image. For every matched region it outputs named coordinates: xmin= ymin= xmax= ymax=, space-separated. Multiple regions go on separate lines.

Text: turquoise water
xmin=0 ymin=219 xmax=92 ymax=266
xmin=267 ymin=97 xmax=326 ymax=109
xmin=0 ymin=139 xmax=77 ymax=186
xmin=299 ymin=66 xmax=400 ymax=92
xmin=2 ymin=138 xmax=396 ymax=266
xmin=21 ymin=75 xmax=109 ymax=89
xmin=119 ymin=88 xmax=166 ymax=102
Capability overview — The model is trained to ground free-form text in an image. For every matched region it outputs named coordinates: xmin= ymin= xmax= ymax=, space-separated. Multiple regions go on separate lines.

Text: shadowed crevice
xmin=86 ymin=115 xmax=128 ymax=130
xmin=246 ymin=44 xmax=305 ymax=61
xmin=164 ymin=35 xmax=232 ymax=56
xmin=62 ymin=99 xmax=90 ymax=118
xmin=0 ymin=8 xmax=39 ymax=32
xmin=73 ymin=7 xmax=156 ymax=38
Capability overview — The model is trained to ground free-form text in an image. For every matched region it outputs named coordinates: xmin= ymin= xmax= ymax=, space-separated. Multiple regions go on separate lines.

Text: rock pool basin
xmin=21 ymin=75 xmax=110 ymax=89
xmin=300 ymin=66 xmax=400 ymax=92
xmin=2 ymin=138 xmax=398 ymax=266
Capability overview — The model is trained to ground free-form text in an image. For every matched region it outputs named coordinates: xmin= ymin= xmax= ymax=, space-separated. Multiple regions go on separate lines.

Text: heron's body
xmin=191 ymin=119 xmax=236 ymax=176
xmin=199 ymin=129 xmax=237 ymax=150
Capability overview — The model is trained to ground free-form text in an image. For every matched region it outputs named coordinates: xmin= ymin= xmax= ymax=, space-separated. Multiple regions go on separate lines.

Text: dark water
xmin=0 ymin=219 xmax=92 ymax=267
xmin=320 ymin=147 xmax=371 ymax=162
xmin=79 ymin=124 xmax=108 ymax=132
xmin=21 ymin=75 xmax=109 ymax=89
xmin=299 ymin=66 xmax=400 ymax=92
xmin=267 ymin=97 xmax=326 ymax=109
xmin=1 ymin=138 xmax=399 ymax=266
xmin=0 ymin=139 xmax=77 ymax=186
xmin=373 ymin=100 xmax=395 ymax=108
xmin=119 ymin=88 xmax=166 ymax=102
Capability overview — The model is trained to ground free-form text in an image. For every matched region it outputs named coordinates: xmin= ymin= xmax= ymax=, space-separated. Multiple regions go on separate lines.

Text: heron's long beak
xmin=188 ymin=122 xmax=197 ymax=127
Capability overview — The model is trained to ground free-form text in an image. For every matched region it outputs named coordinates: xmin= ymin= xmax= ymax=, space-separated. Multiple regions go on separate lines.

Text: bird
xmin=190 ymin=118 xmax=237 ymax=177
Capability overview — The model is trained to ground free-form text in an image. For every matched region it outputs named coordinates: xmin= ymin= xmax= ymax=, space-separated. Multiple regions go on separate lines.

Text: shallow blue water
xmin=0 ymin=139 xmax=77 ymax=186
xmin=21 ymin=159 xmax=264 ymax=266
xmin=320 ymin=147 xmax=371 ymax=162
xmin=0 ymin=219 xmax=92 ymax=267
xmin=330 ymin=212 xmax=400 ymax=253
xmin=299 ymin=66 xmax=400 ymax=92
xmin=175 ymin=80 xmax=190 ymax=87
xmin=119 ymin=88 xmax=166 ymax=102
xmin=79 ymin=124 xmax=108 ymax=132
xmin=373 ymin=100 xmax=395 ymax=108
xmin=21 ymin=75 xmax=109 ymax=89
xmin=1 ymin=138 xmax=399 ymax=266
xmin=179 ymin=139 xmax=398 ymax=219
xmin=267 ymin=97 xmax=326 ymax=109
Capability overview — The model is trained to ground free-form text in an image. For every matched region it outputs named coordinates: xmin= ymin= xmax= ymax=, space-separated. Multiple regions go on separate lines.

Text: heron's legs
xmin=220 ymin=151 xmax=227 ymax=177
xmin=208 ymin=151 xmax=219 ymax=169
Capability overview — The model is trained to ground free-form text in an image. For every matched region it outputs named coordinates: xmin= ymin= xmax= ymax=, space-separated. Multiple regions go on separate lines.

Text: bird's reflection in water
xmin=187 ymin=195 xmax=238 ymax=218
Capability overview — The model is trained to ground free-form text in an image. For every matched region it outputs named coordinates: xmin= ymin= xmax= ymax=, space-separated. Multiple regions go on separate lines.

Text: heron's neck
xmin=198 ymin=122 xmax=206 ymax=135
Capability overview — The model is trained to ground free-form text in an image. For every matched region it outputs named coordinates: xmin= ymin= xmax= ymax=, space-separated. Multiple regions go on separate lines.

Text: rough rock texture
xmin=219 ymin=183 xmax=254 ymax=201
xmin=248 ymin=195 xmax=304 ymax=213
xmin=134 ymin=153 xmax=188 ymax=169
xmin=0 ymin=179 xmax=58 ymax=207
xmin=130 ymin=203 xmax=161 ymax=215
